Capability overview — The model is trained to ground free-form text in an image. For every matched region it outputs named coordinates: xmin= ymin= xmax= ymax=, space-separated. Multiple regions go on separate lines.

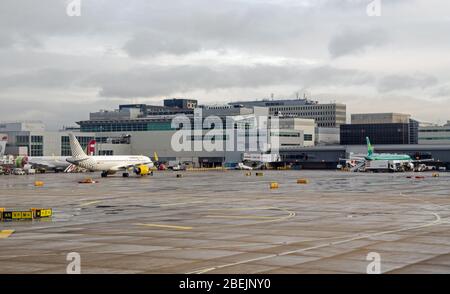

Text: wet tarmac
xmin=1 ymin=170 xmax=450 ymax=273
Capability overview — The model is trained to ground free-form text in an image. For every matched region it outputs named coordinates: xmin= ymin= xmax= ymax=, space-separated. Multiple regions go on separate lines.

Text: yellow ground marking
xmin=207 ymin=206 xmax=274 ymax=211
xmin=134 ymin=223 xmax=193 ymax=230
xmin=0 ymin=230 xmax=15 ymax=239
xmin=160 ymin=201 xmax=205 ymax=207
xmin=79 ymin=200 xmax=102 ymax=207
xmin=205 ymin=215 xmax=280 ymax=220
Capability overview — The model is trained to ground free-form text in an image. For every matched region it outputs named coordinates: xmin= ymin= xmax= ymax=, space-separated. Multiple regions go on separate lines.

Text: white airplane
xmin=67 ymin=133 xmax=153 ymax=177
xmin=26 ymin=156 xmax=71 ymax=172
xmin=20 ymin=140 xmax=96 ymax=172
xmin=236 ymin=162 xmax=253 ymax=170
xmin=0 ymin=135 xmax=7 ymax=156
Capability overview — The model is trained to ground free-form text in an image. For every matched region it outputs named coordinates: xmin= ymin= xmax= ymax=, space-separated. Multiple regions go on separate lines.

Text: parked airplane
xmin=20 ymin=140 xmax=96 ymax=172
xmin=67 ymin=133 xmax=153 ymax=177
xmin=0 ymin=135 xmax=7 ymax=157
xmin=26 ymin=156 xmax=71 ymax=172
xmin=365 ymin=137 xmax=412 ymax=161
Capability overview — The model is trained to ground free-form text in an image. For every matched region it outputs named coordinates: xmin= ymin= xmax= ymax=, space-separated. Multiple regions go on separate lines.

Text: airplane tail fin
xmin=366 ymin=137 xmax=374 ymax=156
xmin=153 ymin=151 xmax=159 ymax=162
xmin=69 ymin=133 xmax=88 ymax=159
xmin=0 ymin=135 xmax=7 ymax=156
xmin=87 ymin=139 xmax=96 ymax=156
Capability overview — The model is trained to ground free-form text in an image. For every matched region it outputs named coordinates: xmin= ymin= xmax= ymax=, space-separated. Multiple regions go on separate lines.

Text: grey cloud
xmin=123 ymin=30 xmax=201 ymax=57
xmin=303 ymin=66 xmax=374 ymax=86
xmin=432 ymin=84 xmax=450 ymax=98
xmin=377 ymin=74 xmax=438 ymax=93
xmin=0 ymin=32 xmax=14 ymax=48
xmin=84 ymin=64 xmax=373 ymax=99
xmin=85 ymin=65 xmax=299 ymax=98
xmin=1 ymin=0 xmax=450 ymax=126
xmin=0 ymin=68 xmax=84 ymax=89
xmin=329 ymin=28 xmax=389 ymax=58
xmin=0 ymin=96 xmax=122 ymax=130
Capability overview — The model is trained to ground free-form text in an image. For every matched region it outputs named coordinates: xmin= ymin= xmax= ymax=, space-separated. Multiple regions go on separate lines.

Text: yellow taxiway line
xmin=205 ymin=215 xmax=280 ymax=220
xmin=79 ymin=200 xmax=102 ymax=207
xmin=160 ymin=201 xmax=205 ymax=207
xmin=0 ymin=230 xmax=15 ymax=239
xmin=134 ymin=223 xmax=193 ymax=230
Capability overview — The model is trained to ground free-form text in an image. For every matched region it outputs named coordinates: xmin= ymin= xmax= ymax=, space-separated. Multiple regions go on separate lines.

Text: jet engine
xmin=134 ymin=164 xmax=150 ymax=176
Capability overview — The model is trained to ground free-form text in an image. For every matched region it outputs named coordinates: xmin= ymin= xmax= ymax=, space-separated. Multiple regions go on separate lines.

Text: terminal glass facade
xmin=340 ymin=123 xmax=412 ymax=145
xmin=30 ymin=135 xmax=43 ymax=156
xmin=61 ymin=135 xmax=94 ymax=156
xmin=80 ymin=122 xmax=174 ymax=132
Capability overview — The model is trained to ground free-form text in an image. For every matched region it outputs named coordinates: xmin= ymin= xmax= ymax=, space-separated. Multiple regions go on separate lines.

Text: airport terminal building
xmin=76 ymin=100 xmax=317 ymax=167
xmin=340 ymin=113 xmax=419 ymax=145
xmin=0 ymin=122 xmax=96 ymax=157
xmin=228 ymin=98 xmax=346 ymax=128
xmin=1 ymin=99 xmax=317 ymax=167
xmin=419 ymin=121 xmax=450 ymax=145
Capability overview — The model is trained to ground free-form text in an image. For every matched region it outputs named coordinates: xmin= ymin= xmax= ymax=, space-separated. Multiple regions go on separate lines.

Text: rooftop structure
xmin=229 ymin=98 xmax=346 ymax=127
xmin=351 ymin=113 xmax=411 ymax=124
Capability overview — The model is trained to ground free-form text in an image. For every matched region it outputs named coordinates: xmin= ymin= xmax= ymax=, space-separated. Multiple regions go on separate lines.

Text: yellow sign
xmin=41 ymin=209 xmax=52 ymax=217
xmin=11 ymin=211 xmax=33 ymax=220
xmin=32 ymin=208 xmax=53 ymax=218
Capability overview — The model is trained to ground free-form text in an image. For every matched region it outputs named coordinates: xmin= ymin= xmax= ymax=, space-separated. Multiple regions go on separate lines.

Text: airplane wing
xmin=412 ymin=159 xmax=435 ymax=163
xmin=29 ymin=161 xmax=56 ymax=169
xmin=110 ymin=162 xmax=150 ymax=171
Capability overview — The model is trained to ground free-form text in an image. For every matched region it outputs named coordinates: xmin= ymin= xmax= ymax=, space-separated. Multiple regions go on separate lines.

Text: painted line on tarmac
xmin=79 ymin=200 xmax=102 ymax=207
xmin=134 ymin=223 xmax=193 ymax=230
xmin=160 ymin=201 xmax=205 ymax=207
xmin=186 ymin=212 xmax=446 ymax=274
xmin=205 ymin=215 xmax=280 ymax=220
xmin=0 ymin=230 xmax=15 ymax=239
xmin=206 ymin=206 xmax=274 ymax=211
xmin=206 ymin=206 xmax=296 ymax=228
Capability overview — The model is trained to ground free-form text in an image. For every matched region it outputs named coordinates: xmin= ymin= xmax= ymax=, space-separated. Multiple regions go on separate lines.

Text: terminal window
xmin=304 ymin=134 xmax=313 ymax=141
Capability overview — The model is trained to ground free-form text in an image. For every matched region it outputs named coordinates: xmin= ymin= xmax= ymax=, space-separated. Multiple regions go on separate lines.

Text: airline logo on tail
xmin=87 ymin=139 xmax=96 ymax=156
xmin=366 ymin=137 xmax=374 ymax=156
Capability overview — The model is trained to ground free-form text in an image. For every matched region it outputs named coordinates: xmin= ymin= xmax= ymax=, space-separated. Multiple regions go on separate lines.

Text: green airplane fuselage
xmin=365 ymin=137 xmax=412 ymax=161
xmin=365 ymin=154 xmax=412 ymax=161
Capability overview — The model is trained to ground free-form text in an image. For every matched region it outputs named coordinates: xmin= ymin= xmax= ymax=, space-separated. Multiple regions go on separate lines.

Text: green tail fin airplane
xmin=365 ymin=137 xmax=412 ymax=161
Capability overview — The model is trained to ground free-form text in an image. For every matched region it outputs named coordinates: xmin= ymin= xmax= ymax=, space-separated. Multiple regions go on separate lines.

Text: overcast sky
xmin=1 ymin=0 xmax=450 ymax=129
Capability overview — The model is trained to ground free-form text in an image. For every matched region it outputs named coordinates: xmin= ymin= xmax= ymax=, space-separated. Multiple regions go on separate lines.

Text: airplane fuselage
xmin=67 ymin=155 xmax=152 ymax=172
xmin=28 ymin=156 xmax=71 ymax=167
xmin=365 ymin=153 xmax=412 ymax=161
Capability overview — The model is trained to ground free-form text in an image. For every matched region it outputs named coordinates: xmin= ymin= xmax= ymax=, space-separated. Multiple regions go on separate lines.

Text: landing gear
xmin=122 ymin=172 xmax=129 ymax=178
xmin=101 ymin=171 xmax=108 ymax=178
